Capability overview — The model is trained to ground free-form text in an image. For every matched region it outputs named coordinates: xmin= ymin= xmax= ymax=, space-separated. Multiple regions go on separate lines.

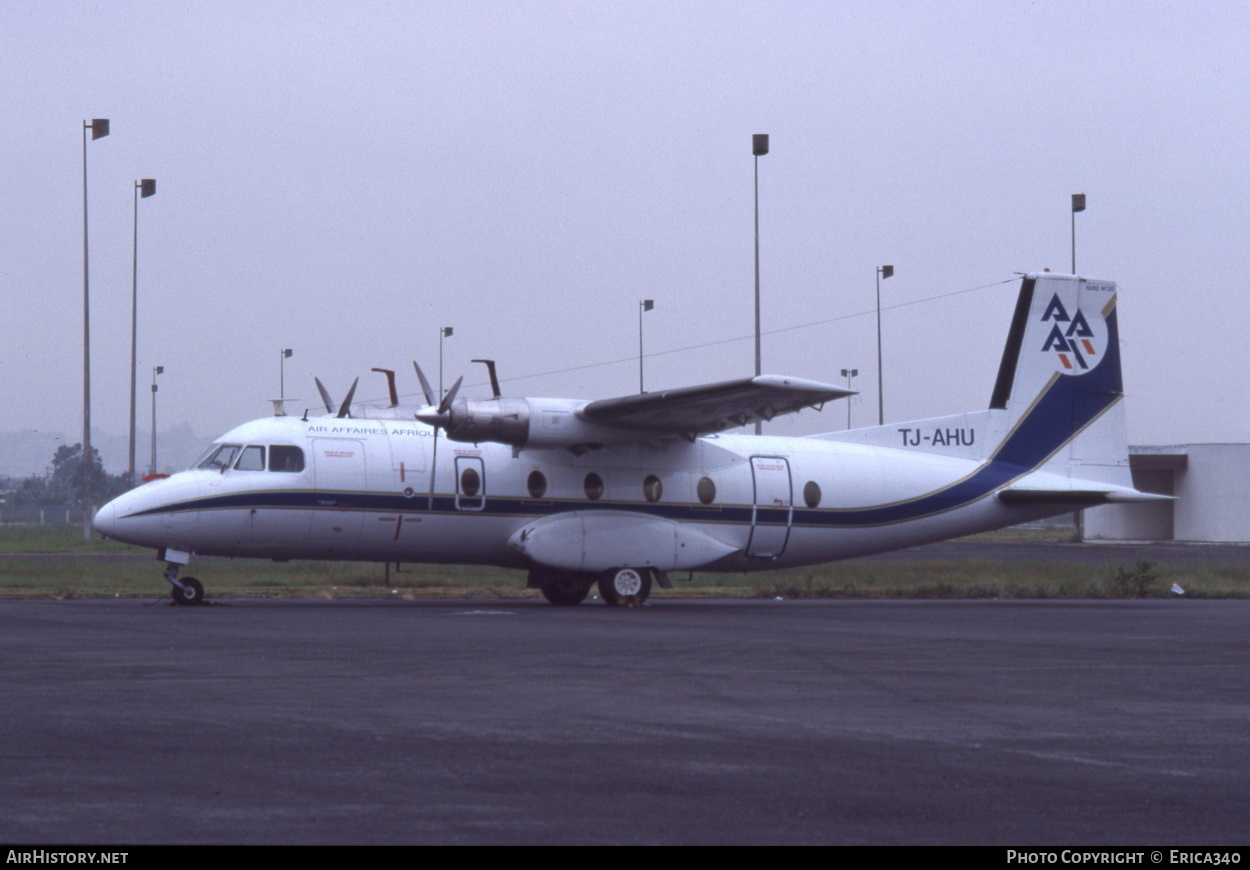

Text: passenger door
xmin=747 ymin=455 xmax=792 ymax=558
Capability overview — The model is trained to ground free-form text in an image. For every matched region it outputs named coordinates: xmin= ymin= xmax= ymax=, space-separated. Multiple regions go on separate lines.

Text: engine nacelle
xmin=442 ymin=397 xmax=531 ymax=446
xmin=439 ymin=397 xmax=626 ymax=450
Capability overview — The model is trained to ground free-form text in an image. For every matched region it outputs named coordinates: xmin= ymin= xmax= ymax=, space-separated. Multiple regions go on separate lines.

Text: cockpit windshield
xmin=234 ymin=445 xmax=266 ymax=471
xmin=196 ymin=443 xmax=242 ymax=471
xmin=192 ymin=443 xmax=305 ymax=473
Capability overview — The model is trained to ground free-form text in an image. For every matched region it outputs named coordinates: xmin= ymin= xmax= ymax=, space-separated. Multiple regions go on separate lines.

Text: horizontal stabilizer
xmin=997 ymin=488 xmax=1173 ymax=506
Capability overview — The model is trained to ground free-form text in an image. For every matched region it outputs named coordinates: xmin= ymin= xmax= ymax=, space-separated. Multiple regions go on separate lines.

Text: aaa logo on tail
xmin=1039 ymin=292 xmax=1108 ymax=375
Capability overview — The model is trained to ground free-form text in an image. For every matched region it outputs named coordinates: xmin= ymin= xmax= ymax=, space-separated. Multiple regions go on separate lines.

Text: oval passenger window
xmin=697 ymin=477 xmax=716 ymax=505
xmin=584 ymin=472 xmax=604 ymax=501
xmin=643 ymin=475 xmax=662 ymax=503
xmin=804 ymin=480 xmax=822 ymax=508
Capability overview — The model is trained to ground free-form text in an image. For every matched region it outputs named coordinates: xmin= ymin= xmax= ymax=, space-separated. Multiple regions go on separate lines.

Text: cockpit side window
xmin=197 ymin=444 xmax=242 ymax=471
xmin=269 ymin=445 xmax=305 ymax=473
xmin=234 ymin=446 xmax=266 ymax=471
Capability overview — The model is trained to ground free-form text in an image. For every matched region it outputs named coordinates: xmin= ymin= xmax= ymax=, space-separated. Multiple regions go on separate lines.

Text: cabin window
xmin=197 ymin=444 xmax=241 ymax=471
xmin=697 ymin=476 xmax=716 ymax=505
xmin=527 ymin=470 xmax=547 ymax=499
xmin=643 ymin=475 xmax=663 ymax=503
xmin=803 ymin=481 xmax=822 ymax=508
xmin=460 ymin=467 xmax=482 ymax=497
xmin=269 ymin=445 xmax=305 ymax=473
xmin=583 ymin=472 xmax=604 ymax=501
xmin=234 ymin=446 xmax=266 ymax=471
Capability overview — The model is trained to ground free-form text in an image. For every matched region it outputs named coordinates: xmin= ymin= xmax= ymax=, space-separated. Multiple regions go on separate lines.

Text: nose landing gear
xmin=164 ymin=562 xmax=206 ymax=607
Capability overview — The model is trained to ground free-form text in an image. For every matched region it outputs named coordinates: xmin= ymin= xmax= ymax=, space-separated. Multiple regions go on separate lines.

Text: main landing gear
xmin=164 ymin=562 xmax=206 ymax=607
xmin=530 ymin=567 xmax=653 ymax=607
xmin=597 ymin=567 xmax=652 ymax=607
xmin=538 ymin=570 xmax=592 ymax=606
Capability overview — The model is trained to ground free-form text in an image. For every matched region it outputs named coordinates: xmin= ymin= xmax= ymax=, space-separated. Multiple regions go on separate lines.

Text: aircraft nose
xmin=93 ymin=501 xmax=116 ymax=538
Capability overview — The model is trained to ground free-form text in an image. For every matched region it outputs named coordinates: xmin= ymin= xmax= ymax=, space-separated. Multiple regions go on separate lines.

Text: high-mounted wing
xmin=418 ymin=373 xmax=854 ymax=451
xmin=582 ymin=375 xmax=853 ymax=439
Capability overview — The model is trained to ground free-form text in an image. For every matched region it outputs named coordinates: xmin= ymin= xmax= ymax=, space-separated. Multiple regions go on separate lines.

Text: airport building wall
xmin=1083 ymin=444 xmax=1250 ymax=543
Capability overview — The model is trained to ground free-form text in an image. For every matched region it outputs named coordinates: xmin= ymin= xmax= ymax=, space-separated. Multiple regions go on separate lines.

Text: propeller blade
xmin=427 ymin=423 xmax=439 ymax=512
xmin=413 ymin=362 xmax=436 ymax=407
xmin=314 ymin=377 xmax=335 ymax=414
xmin=336 ymin=377 xmax=359 ymax=418
xmin=439 ymin=376 xmax=463 ymax=415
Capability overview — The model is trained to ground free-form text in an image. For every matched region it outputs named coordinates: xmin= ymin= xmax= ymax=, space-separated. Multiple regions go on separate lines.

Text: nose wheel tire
xmin=598 ymin=568 xmax=651 ymax=607
xmin=170 ymin=576 xmax=205 ymax=607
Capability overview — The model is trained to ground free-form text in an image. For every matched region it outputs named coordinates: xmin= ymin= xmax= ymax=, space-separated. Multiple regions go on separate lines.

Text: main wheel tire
xmin=540 ymin=572 xmax=591 ymax=606
xmin=170 ymin=576 xmax=205 ymax=607
xmin=598 ymin=568 xmax=652 ymax=607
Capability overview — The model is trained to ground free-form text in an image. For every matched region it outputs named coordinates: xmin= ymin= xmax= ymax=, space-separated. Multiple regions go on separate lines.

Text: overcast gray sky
xmin=4 ymin=0 xmax=1249 ymax=473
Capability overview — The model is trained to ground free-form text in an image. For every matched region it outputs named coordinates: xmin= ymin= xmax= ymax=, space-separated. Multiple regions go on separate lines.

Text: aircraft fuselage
xmin=96 ymin=412 xmax=1054 ymax=573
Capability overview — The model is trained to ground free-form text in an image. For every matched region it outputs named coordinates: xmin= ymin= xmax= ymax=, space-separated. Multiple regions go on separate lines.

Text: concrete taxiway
xmin=2 ymin=598 xmax=1247 ymax=845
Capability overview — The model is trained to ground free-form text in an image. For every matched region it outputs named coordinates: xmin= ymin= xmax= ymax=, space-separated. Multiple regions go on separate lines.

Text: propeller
xmin=413 ymin=362 xmax=462 ymax=427
xmin=312 ymin=376 xmax=358 ymax=418
xmin=314 ymin=377 xmax=335 ymax=414
xmin=335 ymin=378 xmax=359 ymax=418
xmin=413 ymin=361 xmax=463 ymax=512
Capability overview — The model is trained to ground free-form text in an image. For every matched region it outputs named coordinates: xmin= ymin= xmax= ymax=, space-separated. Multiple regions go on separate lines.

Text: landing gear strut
xmin=164 ymin=563 xmax=205 ymax=607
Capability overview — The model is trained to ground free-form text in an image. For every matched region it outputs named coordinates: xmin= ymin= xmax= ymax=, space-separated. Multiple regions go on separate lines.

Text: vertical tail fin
xmin=988 ymin=272 xmax=1131 ymax=488
xmin=816 ymin=272 xmax=1134 ymax=490
xmin=990 ymin=272 xmax=1121 ymax=418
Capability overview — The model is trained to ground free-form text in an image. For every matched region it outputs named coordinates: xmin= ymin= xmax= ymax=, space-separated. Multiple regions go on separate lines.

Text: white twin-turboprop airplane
xmin=95 ymin=272 xmax=1161 ymax=606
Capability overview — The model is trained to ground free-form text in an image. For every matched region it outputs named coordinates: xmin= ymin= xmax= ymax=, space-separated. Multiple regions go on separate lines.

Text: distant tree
xmin=37 ymin=444 xmax=128 ymax=507
xmin=5 ymin=471 xmax=54 ymax=508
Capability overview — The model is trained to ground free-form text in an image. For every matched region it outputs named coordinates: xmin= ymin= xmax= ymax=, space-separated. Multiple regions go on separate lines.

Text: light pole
xmin=638 ymin=299 xmax=654 ymax=393
xmin=1070 ymin=193 xmax=1086 ymax=542
xmin=82 ymin=118 xmax=109 ymax=538
xmin=149 ymin=366 xmax=163 ymax=476
xmin=279 ymin=348 xmax=293 ymax=404
xmin=439 ymin=327 xmax=453 ymax=400
xmin=840 ymin=368 xmax=858 ymax=429
xmin=128 ymin=178 xmax=156 ymax=488
xmin=752 ymin=133 xmax=769 ymax=435
xmin=875 ymin=264 xmax=893 ymax=426
xmin=1071 ymin=193 xmax=1085 ymax=273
